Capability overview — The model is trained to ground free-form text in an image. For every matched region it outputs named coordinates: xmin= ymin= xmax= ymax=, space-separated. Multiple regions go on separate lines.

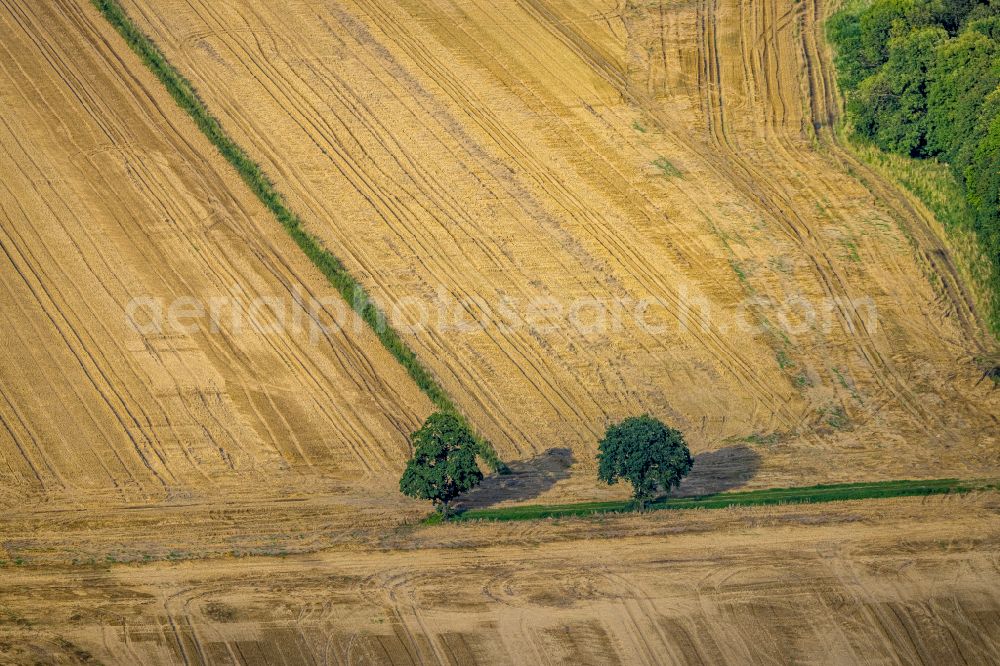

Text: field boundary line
xmin=91 ymin=0 xmax=507 ymax=472
xmin=445 ymin=479 xmax=998 ymax=522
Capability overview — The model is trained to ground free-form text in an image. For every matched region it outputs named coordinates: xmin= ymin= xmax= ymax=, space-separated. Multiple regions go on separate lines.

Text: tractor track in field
xmin=0 ymin=0 xmax=431 ymax=500
xmin=6 ymin=496 xmax=1000 ymax=663
xmin=520 ymin=0 xmax=981 ymax=433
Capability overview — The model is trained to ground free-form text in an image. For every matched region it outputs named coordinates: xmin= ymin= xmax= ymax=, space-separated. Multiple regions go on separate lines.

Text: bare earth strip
xmin=2 ymin=494 xmax=999 ymax=664
xmin=0 ymin=0 xmax=432 ymax=510
xmin=121 ymin=0 xmax=999 ymax=499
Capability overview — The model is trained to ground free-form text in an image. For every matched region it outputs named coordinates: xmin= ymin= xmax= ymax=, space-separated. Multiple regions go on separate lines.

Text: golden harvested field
xmin=0 ymin=0 xmax=432 ymax=512
xmin=2 ymin=0 xmax=1000 ymax=663
xmin=3 ymin=494 xmax=999 ymax=664
xmin=119 ymin=0 xmax=999 ymax=497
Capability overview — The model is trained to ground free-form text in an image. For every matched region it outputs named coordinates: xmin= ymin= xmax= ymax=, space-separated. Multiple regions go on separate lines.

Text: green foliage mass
xmin=829 ymin=0 xmax=1000 ymax=335
xmin=596 ymin=415 xmax=693 ymax=509
xmin=848 ymin=27 xmax=948 ymax=156
xmin=400 ymin=413 xmax=484 ymax=515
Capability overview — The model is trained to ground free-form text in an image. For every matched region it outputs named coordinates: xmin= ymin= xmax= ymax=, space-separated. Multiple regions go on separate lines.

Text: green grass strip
xmin=447 ymin=478 xmax=995 ymax=522
xmin=92 ymin=0 xmax=507 ymax=472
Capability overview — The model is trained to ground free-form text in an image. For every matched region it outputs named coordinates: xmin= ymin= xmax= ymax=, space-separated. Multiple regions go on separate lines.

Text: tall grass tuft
xmin=844 ymin=130 xmax=999 ymax=337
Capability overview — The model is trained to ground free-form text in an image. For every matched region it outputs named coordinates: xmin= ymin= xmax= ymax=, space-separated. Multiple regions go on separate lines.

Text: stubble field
xmin=1 ymin=0 xmax=999 ymax=663
xmin=117 ymin=0 xmax=999 ymax=495
xmin=3 ymin=494 xmax=1000 ymax=664
xmin=0 ymin=0 xmax=432 ymax=520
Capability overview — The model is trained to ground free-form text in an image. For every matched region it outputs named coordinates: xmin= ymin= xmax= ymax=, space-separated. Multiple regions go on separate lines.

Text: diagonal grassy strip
xmin=92 ymin=0 xmax=507 ymax=473
xmin=440 ymin=479 xmax=998 ymax=523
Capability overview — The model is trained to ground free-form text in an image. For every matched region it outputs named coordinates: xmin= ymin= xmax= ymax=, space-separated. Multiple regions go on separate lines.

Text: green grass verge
xmin=444 ymin=478 xmax=993 ymax=522
xmin=842 ymin=130 xmax=1000 ymax=338
xmin=92 ymin=0 xmax=507 ymax=472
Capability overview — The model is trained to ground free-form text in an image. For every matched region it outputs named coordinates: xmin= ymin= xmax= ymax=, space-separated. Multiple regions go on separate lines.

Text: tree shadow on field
xmin=672 ymin=445 xmax=761 ymax=497
xmin=455 ymin=447 xmax=574 ymax=510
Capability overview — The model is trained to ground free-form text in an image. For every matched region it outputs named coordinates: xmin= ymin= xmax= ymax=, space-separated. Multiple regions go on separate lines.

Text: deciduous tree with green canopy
xmin=849 ymin=26 xmax=947 ymax=156
xmin=596 ymin=415 xmax=693 ymax=511
xmin=399 ymin=412 xmax=483 ymax=517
